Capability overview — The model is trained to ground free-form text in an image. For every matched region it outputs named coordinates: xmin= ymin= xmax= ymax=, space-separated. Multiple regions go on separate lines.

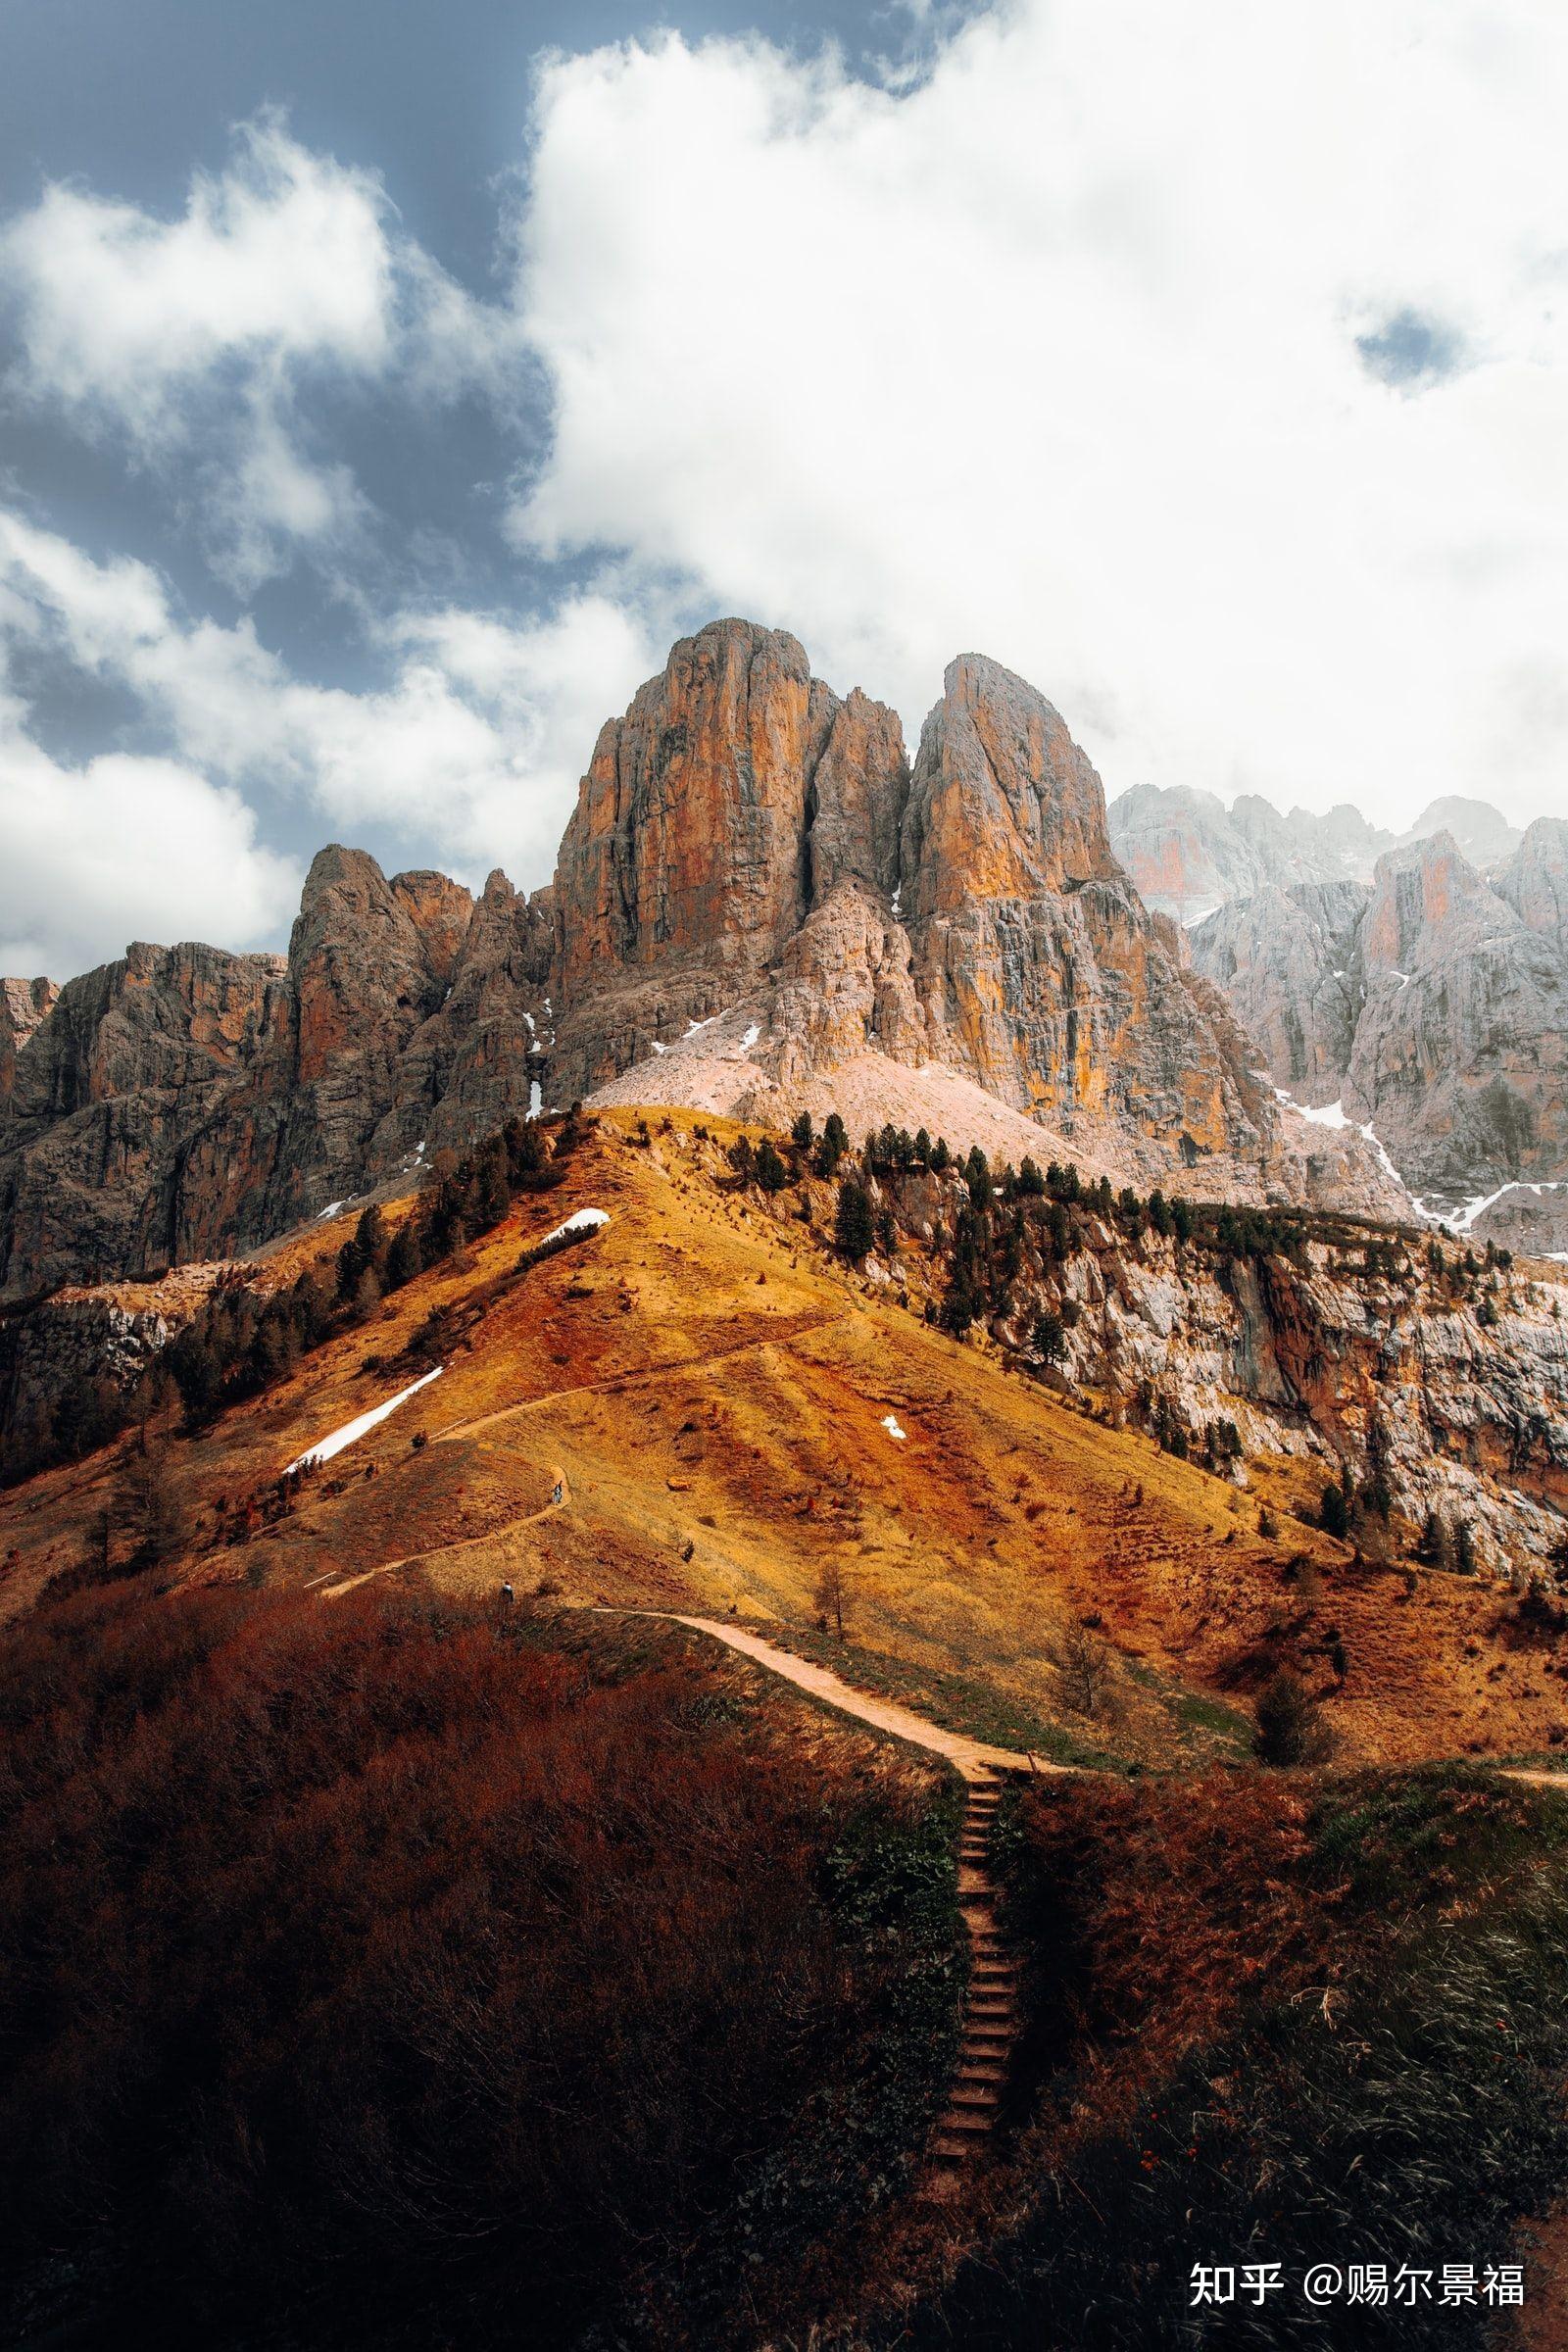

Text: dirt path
xmin=427 ymin=1313 xmax=844 ymax=1446
xmin=660 ymin=1614 xmax=1068 ymax=1782
xmin=311 ymin=1469 xmax=573 ymax=1598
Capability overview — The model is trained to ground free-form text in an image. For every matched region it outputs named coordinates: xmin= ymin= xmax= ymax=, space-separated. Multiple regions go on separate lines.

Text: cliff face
xmin=0 ymin=978 xmax=58 ymax=1107
xmin=560 ymin=636 xmax=1331 ymax=1205
xmin=1 ymin=620 xmax=1422 ymax=1302
xmin=0 ymin=853 xmax=559 ymax=1298
xmin=899 ymin=657 xmax=1273 ymax=1164
xmin=0 ymin=943 xmax=287 ymax=1297
xmin=1191 ymin=833 xmax=1568 ymax=1239
xmin=548 ymin=619 xmax=907 ymax=1095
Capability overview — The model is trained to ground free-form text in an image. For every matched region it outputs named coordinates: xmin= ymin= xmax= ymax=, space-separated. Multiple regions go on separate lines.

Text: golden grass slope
xmin=2 ymin=1108 xmax=1563 ymax=1768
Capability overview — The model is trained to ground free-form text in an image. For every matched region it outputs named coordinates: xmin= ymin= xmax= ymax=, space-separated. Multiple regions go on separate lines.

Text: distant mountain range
xmin=1108 ymin=783 xmax=1524 ymax=926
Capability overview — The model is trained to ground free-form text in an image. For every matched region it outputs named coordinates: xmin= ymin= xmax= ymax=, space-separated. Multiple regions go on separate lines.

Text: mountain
xmin=1107 ymin=783 xmax=1396 ymax=922
xmin=7 ymin=1102 xmax=1568 ymax=2350
xmin=1191 ymin=824 xmax=1568 ymax=1239
xmin=1107 ymin=782 xmax=1526 ymax=926
xmin=0 ymin=856 xmax=555 ymax=1298
xmin=1399 ymin=794 xmax=1523 ymax=867
xmin=0 ymin=620 xmax=1404 ymax=1302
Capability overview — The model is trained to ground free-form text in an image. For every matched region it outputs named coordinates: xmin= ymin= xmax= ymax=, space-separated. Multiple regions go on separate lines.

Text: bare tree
xmin=1054 ymin=1621 xmax=1115 ymax=1719
xmin=116 ymin=1435 xmax=188 ymax=1568
xmin=814 ymin=1555 xmax=851 ymax=1641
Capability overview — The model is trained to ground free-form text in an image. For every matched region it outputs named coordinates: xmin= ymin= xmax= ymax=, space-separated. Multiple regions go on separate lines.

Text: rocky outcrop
xmin=377 ymin=868 xmax=555 ymax=1160
xmin=549 ymin=620 xmax=907 ymax=1093
xmin=1191 ymin=834 xmax=1568 ymax=1236
xmin=0 ymin=978 xmax=57 ymax=1106
xmin=1193 ymin=881 xmax=1367 ymax=1099
xmin=0 ymin=942 xmax=287 ymax=1296
xmin=0 ymin=854 xmax=554 ymax=1298
xmin=898 ymin=657 xmax=1277 ymax=1170
xmin=559 ymin=637 xmax=1334 ymax=1204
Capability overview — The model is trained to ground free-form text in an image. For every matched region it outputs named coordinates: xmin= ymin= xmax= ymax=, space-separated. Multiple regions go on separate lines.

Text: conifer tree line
xmin=4 ymin=1113 xmax=578 ymax=1487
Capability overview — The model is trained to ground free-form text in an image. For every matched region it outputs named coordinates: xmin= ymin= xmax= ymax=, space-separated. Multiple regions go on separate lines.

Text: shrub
xmin=0 ymin=1584 xmax=961 ymax=2350
xmin=1254 ymin=1666 xmax=1329 ymax=1765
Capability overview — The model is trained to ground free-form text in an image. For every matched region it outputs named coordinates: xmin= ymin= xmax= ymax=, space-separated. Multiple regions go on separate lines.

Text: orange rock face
xmin=549 ymin=619 xmax=906 ymax=1094
xmin=900 ymin=656 xmax=1270 ymax=1162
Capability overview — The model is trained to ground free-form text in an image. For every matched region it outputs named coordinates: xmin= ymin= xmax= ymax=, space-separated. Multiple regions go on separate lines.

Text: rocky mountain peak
xmin=902 ymin=653 xmax=1118 ymax=918
xmin=548 ymin=617 xmax=906 ymax=1099
xmin=1397 ymin=795 xmax=1521 ymax=866
xmin=1359 ymin=831 xmax=1512 ymax=974
xmin=1495 ymin=817 xmax=1568 ymax=961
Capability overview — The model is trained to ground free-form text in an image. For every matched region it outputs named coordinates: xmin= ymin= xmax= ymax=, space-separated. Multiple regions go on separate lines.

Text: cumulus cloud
xmin=0 ymin=511 xmax=660 ymax=954
xmin=507 ymin=1 xmax=1568 ymax=825
xmin=0 ymin=115 xmax=518 ymax=590
xmin=0 ymin=691 xmax=302 ymax=980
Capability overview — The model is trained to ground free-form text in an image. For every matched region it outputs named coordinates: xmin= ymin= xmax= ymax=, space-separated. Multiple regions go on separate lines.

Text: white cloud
xmin=0 ymin=691 xmax=302 ymax=980
xmin=0 ymin=115 xmax=518 ymax=588
xmin=0 ymin=511 xmax=659 ymax=942
xmin=507 ymin=3 xmax=1568 ymax=827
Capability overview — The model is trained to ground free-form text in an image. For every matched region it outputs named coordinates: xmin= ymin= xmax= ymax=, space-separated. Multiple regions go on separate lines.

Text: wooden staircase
xmin=931 ymin=1767 xmax=1021 ymax=2168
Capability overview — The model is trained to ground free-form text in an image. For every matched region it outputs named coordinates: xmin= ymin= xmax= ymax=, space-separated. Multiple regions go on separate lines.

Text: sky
xmin=1 ymin=0 xmax=1565 ymax=979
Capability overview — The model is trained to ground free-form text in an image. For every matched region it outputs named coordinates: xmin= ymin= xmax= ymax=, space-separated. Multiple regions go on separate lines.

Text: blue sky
xmin=1 ymin=0 xmax=1564 ymax=977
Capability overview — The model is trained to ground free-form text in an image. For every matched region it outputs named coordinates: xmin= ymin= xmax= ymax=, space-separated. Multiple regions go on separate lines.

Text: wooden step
xmin=936 ymin=2107 xmax=994 ymax=2137
xmin=931 ymin=2134 xmax=974 ymax=2163
xmin=949 ymin=2083 xmax=1001 ymax=2110
xmin=956 ymin=2062 xmax=1006 ymax=2086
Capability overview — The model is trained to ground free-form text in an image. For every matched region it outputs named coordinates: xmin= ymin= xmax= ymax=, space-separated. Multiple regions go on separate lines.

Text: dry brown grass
xmin=1 ymin=1108 xmax=1558 ymax=1764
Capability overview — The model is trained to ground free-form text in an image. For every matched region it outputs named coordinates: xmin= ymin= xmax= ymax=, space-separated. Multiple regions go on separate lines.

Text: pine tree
xmin=834 ymin=1179 xmax=875 ymax=1260
xmin=1319 ymin=1480 xmax=1350 ymax=1539
xmin=790 ymin=1109 xmax=814 ymax=1151
xmin=755 ymin=1139 xmax=788 ymax=1194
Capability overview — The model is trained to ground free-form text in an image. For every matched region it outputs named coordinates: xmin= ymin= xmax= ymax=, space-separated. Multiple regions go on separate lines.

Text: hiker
xmin=500 ymin=1581 xmax=514 ymax=1606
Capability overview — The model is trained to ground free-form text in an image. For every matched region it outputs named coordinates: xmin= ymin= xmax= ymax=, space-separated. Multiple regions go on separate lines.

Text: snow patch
xmin=527 ymin=1079 xmax=542 ymax=1120
xmin=316 ymin=1200 xmax=345 ymax=1222
xmin=529 ymin=1206 xmax=611 ymax=1250
xmin=880 ymin=1413 xmax=906 ymax=1442
xmin=684 ymin=1014 xmax=716 ymax=1036
xmin=651 ymin=1040 xmax=667 ymax=1055
xmin=1447 ymin=1179 xmax=1568 ymax=1236
xmin=1274 ymin=1090 xmax=1433 ymax=1219
xmin=286 ymin=1367 xmax=444 ymax=1475
xmin=739 ymin=1022 xmax=760 ymax=1052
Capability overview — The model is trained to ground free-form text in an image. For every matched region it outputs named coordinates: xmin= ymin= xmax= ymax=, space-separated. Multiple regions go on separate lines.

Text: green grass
xmin=899 ymin=1766 xmax=1568 ymax=2350
xmin=1122 ymin=1656 xmax=1256 ymax=1759
xmin=754 ymin=1620 xmax=1132 ymax=1772
xmin=1310 ymin=1759 xmax=1568 ymax=1911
